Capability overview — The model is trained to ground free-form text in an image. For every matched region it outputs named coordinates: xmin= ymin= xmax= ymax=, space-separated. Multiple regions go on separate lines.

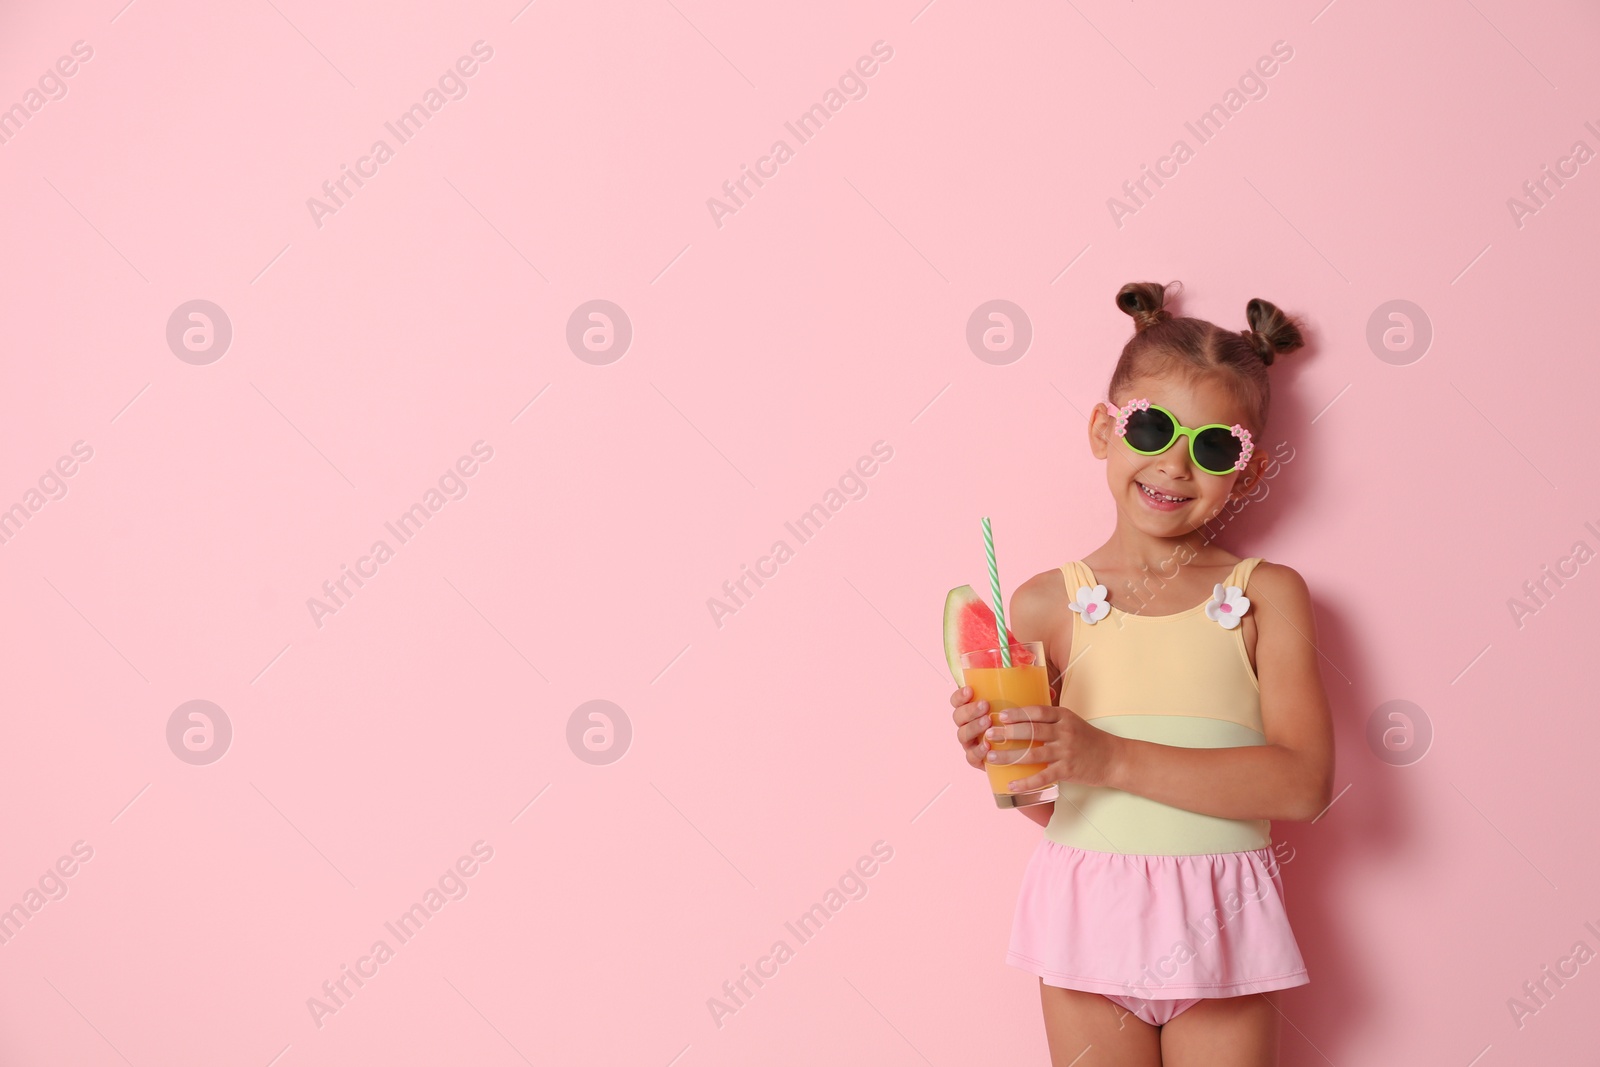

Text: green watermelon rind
xmin=943 ymin=584 xmax=1037 ymax=686
xmin=942 ymin=585 xmax=980 ymax=684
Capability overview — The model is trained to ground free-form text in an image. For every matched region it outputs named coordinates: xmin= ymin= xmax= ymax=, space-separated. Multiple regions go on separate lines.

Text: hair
xmin=1108 ymin=280 xmax=1306 ymax=434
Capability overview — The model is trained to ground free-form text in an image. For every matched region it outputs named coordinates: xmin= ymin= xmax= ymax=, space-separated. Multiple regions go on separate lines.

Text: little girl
xmin=950 ymin=281 xmax=1335 ymax=1066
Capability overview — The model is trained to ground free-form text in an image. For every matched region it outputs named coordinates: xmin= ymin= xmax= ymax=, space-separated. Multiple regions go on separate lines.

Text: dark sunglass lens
xmin=1194 ymin=427 xmax=1242 ymax=473
xmin=1124 ymin=409 xmax=1174 ymax=452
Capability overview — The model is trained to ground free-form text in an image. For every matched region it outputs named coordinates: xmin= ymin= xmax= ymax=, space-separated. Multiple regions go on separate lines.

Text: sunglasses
xmin=1105 ymin=398 xmax=1254 ymax=476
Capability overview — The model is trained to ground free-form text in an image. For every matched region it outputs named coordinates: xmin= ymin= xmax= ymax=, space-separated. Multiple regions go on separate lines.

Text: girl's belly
xmin=1044 ymin=715 xmax=1273 ymax=856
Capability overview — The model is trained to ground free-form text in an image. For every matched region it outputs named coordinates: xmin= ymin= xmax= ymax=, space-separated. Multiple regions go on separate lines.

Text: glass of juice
xmin=961 ymin=640 xmax=1059 ymax=808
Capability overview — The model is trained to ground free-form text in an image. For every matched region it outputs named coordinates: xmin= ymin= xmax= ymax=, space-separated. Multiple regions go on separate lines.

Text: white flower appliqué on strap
xmin=1205 ymin=584 xmax=1250 ymax=629
xmin=1067 ymin=584 xmax=1110 ymax=625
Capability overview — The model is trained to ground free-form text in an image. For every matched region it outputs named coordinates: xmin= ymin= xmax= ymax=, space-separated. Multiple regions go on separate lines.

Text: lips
xmin=1137 ymin=480 xmax=1192 ymax=509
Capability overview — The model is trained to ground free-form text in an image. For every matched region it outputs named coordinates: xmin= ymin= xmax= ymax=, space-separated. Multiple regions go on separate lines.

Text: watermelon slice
xmin=942 ymin=584 xmax=1037 ymax=684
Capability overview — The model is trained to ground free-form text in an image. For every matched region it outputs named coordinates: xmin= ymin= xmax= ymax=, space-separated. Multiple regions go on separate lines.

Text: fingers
xmin=982 ymin=720 xmax=1054 ymax=746
xmin=957 ymin=702 xmax=993 ymax=745
xmin=1005 ymin=768 xmax=1045 ymax=794
xmin=951 ymin=693 xmax=989 ymax=729
xmin=1005 ymin=704 xmax=1059 ymax=722
xmin=964 ymin=730 xmax=990 ymax=771
xmin=952 ymin=686 xmax=992 ymax=772
xmin=986 ymin=738 xmax=1055 ymax=764
xmin=1000 ymin=757 xmax=1065 ymax=794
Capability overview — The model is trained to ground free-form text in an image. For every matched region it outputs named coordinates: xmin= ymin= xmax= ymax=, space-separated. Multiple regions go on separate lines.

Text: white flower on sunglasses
xmin=1205 ymin=584 xmax=1250 ymax=629
xmin=1068 ymin=584 xmax=1111 ymax=625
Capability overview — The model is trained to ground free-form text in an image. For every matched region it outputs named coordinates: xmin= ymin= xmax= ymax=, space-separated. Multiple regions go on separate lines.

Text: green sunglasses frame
xmin=1105 ymin=399 xmax=1255 ymax=476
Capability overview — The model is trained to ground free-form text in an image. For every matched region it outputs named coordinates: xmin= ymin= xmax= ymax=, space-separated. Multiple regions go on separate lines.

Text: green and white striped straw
xmin=980 ymin=516 xmax=1012 ymax=667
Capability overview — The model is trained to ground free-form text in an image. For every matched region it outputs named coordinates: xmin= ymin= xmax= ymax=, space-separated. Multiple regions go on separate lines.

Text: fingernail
xmin=977 ymin=700 xmax=988 ymax=712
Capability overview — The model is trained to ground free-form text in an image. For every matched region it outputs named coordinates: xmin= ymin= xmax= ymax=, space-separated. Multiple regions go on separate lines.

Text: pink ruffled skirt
xmin=1006 ymin=839 xmax=1309 ymax=1000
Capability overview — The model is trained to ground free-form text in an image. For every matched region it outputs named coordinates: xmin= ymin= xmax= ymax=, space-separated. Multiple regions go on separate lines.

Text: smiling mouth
xmin=1137 ymin=481 xmax=1192 ymax=504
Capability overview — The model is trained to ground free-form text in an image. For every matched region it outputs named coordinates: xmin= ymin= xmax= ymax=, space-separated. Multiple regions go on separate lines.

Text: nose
xmin=1154 ymin=437 xmax=1194 ymax=480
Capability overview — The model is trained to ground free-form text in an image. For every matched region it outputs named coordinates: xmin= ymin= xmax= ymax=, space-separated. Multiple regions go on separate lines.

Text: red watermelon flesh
xmin=943 ymin=584 xmax=1037 ymax=684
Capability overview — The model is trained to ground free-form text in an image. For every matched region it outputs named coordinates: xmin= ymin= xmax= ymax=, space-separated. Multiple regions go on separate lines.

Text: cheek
xmin=1201 ymin=478 xmax=1241 ymax=510
xmin=1112 ymin=450 xmax=1153 ymax=479
xmin=1110 ymin=464 xmax=1139 ymax=492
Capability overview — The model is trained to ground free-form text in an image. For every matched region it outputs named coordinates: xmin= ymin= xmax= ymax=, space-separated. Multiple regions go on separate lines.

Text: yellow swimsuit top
xmin=1044 ymin=557 xmax=1272 ymax=857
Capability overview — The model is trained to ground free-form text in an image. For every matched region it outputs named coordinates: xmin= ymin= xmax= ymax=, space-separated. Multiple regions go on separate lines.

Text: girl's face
xmin=1089 ymin=372 xmax=1266 ymax=534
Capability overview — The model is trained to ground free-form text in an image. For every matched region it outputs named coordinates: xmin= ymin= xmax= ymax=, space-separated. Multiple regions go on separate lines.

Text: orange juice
xmin=963 ymin=659 xmax=1058 ymax=808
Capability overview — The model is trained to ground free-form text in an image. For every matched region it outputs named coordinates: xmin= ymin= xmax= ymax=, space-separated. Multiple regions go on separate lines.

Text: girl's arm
xmin=1103 ymin=563 xmax=1335 ymax=822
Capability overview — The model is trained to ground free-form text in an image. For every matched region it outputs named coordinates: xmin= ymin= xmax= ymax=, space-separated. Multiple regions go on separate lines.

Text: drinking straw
xmin=980 ymin=516 xmax=1012 ymax=667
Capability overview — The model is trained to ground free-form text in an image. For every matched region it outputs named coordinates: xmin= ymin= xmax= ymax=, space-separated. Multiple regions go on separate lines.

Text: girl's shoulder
xmin=1009 ymin=566 xmax=1076 ymax=637
xmin=1240 ymin=560 xmax=1317 ymax=637
xmin=1015 ymin=564 xmax=1076 ymax=607
xmin=1242 ymin=558 xmax=1308 ymax=595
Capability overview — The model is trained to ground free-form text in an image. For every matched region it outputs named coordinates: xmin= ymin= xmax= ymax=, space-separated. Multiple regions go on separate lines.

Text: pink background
xmin=3 ymin=0 xmax=1598 ymax=1063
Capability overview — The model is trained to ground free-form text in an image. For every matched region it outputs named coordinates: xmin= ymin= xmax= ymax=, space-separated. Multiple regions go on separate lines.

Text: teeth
xmin=1139 ymin=482 xmax=1189 ymax=503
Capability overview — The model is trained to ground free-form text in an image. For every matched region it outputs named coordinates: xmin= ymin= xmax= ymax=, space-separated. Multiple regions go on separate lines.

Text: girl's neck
xmin=1090 ymin=522 xmax=1234 ymax=576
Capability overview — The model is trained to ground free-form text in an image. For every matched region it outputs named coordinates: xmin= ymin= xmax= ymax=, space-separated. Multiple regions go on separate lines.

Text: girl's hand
xmin=950 ymin=686 xmax=993 ymax=771
xmin=985 ymin=705 xmax=1123 ymax=793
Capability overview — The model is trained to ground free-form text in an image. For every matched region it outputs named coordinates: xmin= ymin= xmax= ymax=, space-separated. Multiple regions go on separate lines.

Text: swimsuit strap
xmin=1230 ymin=557 xmax=1266 ymax=593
